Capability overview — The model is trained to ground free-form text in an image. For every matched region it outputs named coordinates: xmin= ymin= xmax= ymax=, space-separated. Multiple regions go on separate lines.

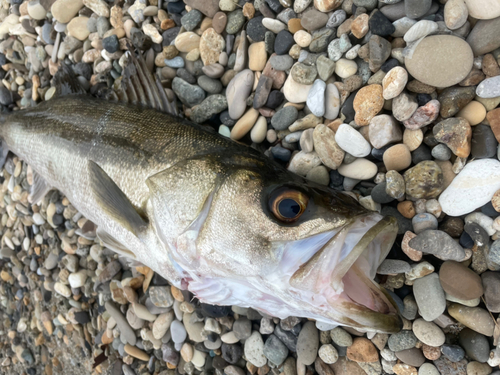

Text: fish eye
xmin=270 ymin=189 xmax=309 ymax=223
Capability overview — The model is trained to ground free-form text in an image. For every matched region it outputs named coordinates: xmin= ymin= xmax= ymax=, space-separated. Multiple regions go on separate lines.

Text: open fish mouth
xmin=278 ymin=214 xmax=402 ymax=333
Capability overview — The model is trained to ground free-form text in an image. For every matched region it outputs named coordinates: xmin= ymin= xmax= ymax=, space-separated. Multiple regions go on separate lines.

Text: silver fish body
xmin=1 ymin=95 xmax=402 ymax=333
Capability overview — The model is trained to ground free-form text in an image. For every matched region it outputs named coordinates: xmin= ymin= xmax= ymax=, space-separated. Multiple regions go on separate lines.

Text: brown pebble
xmin=422 ymin=344 xmax=441 ymax=360
xmin=459 ymin=68 xmax=486 ymax=86
xmin=171 ymin=286 xmax=185 ymax=301
xmin=351 ymin=14 xmax=369 ymax=39
xmin=406 ymin=80 xmax=435 ymax=94
xmin=346 ymin=338 xmax=379 ymax=363
xmin=482 ymin=53 xmax=500 ymax=77
xmin=439 ymin=261 xmax=484 ymax=300
xmin=353 ymin=84 xmax=384 ymax=125
xmin=393 ymin=364 xmax=417 ymax=375
xmin=383 ymin=144 xmax=412 ymax=171
xmin=161 ymin=19 xmax=176 ymax=30
xmin=212 ymin=12 xmax=227 ymax=34
xmin=242 ymin=3 xmax=255 ymax=19
xmin=486 ymin=108 xmax=500 ymax=143
xmin=397 ymin=201 xmax=416 ymax=219
xmin=288 ymin=18 xmax=304 ymax=34
xmin=124 ymin=344 xmax=150 ymax=361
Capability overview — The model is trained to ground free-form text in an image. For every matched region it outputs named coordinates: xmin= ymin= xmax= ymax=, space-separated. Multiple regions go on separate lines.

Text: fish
xmin=0 ymin=57 xmax=402 ymax=334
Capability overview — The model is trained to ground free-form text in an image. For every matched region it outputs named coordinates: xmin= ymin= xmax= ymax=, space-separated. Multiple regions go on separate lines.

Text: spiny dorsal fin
xmin=28 ymin=170 xmax=52 ymax=205
xmin=52 ymin=63 xmax=87 ymax=97
xmin=88 ymin=160 xmax=148 ymax=236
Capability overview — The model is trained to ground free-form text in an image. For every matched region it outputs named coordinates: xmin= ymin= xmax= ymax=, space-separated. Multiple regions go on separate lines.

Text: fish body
xmin=1 ymin=95 xmax=402 ymax=333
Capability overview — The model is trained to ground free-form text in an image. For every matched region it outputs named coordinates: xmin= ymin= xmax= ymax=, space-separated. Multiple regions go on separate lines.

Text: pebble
xmin=448 ymin=304 xmax=495 ymax=336
xmin=296 ymin=321 xmax=319 ymax=366
xmin=433 ymin=117 xmax=471 ymax=158
xmin=335 ymin=124 xmax=371 ymax=157
xmin=175 ymin=32 xmax=201 ymax=52
xmin=439 ymin=158 xmax=500 ymax=216
xmin=458 ymin=328 xmax=490 ymax=363
xmin=200 ymin=28 xmax=225 ymax=66
xmin=382 ymin=67 xmax=408 ymax=100
xmin=353 ymin=84 xmax=384 ymax=125
xmin=439 ymin=261 xmax=483 ymax=300
xmin=383 ymin=144 xmax=412 ymax=171
xmin=404 ymin=161 xmax=444 ymax=199
xmin=307 ymin=79 xmax=326 ymax=117
xmin=346 ymin=338 xmax=379 ymax=362
xmin=482 ymin=271 xmax=500 ymax=312
xmin=226 ymin=69 xmax=254 ymax=120
xmin=230 ymin=108 xmax=259 ymax=141
xmin=274 ymin=30 xmax=295 ymax=55
xmin=338 ymin=158 xmax=378 ymax=180
xmin=51 ymin=0 xmax=83 ymax=24
xmin=105 ymin=302 xmax=136 ymax=345
xmin=368 ymin=115 xmax=402 ymax=149
xmin=403 ymin=20 xmax=438 ymax=43
xmin=445 ymin=0 xmax=469 ymax=30
xmin=244 ymin=331 xmax=267 ymax=367
xmin=412 ymin=319 xmax=445 ymax=347
xmin=283 ymin=72 xmax=312 ymax=103
xmin=466 ymin=17 xmax=500 ymax=56
xmin=412 ymin=273 xmax=446 ymax=321
xmin=405 ymin=35 xmax=473 ymax=88
xmin=335 ymin=58 xmax=358 ymax=79
xmin=264 ymin=334 xmax=289 ymax=365
xmin=271 ymin=106 xmax=298 ymax=130
xmin=441 ymin=344 xmax=465 ymax=363
xmin=172 ymin=77 xmax=205 ymax=107
xmin=404 ymin=100 xmax=440 ymax=130
xmin=477 ymin=75 xmax=500 ymax=98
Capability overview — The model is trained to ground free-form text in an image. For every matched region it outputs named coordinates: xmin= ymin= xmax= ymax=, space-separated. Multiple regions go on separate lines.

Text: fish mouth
xmin=284 ymin=214 xmax=402 ymax=333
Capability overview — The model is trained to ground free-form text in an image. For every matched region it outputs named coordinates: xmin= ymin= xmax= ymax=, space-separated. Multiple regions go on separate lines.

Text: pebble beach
xmin=1 ymin=0 xmax=500 ymax=375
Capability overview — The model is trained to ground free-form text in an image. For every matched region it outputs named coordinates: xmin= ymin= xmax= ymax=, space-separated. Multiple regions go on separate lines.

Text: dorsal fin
xmin=51 ymin=49 xmax=178 ymax=116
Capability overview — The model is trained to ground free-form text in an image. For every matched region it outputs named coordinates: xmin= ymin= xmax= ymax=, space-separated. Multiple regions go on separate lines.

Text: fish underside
xmin=0 ymin=73 xmax=402 ymax=334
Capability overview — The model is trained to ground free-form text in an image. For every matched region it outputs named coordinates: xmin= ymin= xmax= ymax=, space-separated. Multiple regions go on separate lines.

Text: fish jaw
xmin=183 ymin=214 xmax=402 ymax=333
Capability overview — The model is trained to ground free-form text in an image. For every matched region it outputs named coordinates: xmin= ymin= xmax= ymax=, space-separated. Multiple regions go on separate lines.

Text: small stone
xmin=439 ymin=261 xmax=483 ymax=301
xmin=439 ymin=86 xmax=476 ymax=118
xmin=404 ymin=161 xmax=443 ymax=199
xmin=301 ymin=9 xmax=329 ymax=31
xmin=230 ymin=108 xmax=259 ymax=141
xmin=445 ymin=0 xmax=468 ymax=30
xmin=369 ymin=115 xmax=402 ymax=149
xmin=458 ymin=328 xmax=490 ymax=363
xmin=274 ymin=30 xmax=295 ymax=55
xmin=67 ymin=16 xmax=90 ymax=41
xmin=325 ymin=83 xmax=341 ymax=120
xmin=457 ymin=101 xmax=486 ymax=125
xmin=172 ymin=77 xmax=205 ymax=107
xmin=271 ymin=106 xmax=298 ymax=130
xmin=227 ymin=69 xmax=254 ymax=120
xmin=410 ymin=230 xmax=465 ymax=261
xmin=307 ymin=79 xmax=326 ymax=117
xmin=297 ymin=321 xmax=319 ymax=365
xmin=433 ymin=117 xmax=471 ymax=158
xmin=318 ymin=344 xmax=338 ymax=364
xmin=330 ymin=327 xmax=353 ymax=347
xmin=264 ymin=335 xmax=289 ymax=366
xmin=439 ymin=159 xmax=500 ymax=216
xmin=51 ymin=0 xmax=83 ymax=24
xmin=369 ymin=35 xmax=392 ymax=72
xmin=405 ymin=0 xmax=432 ymax=18
xmin=346 ymin=338 xmax=379 ymax=362
xmin=335 ymin=58 xmax=358 ymax=79
xmin=382 ymin=67 xmax=408 ymax=100
xmin=377 ymin=259 xmax=411 ymax=274
xmin=403 ymin=20 xmax=438 ymax=43
xmin=405 ymin=35 xmax=473 ymax=88
xmin=226 ymin=9 xmax=245 ymax=34
xmin=477 ymin=75 xmax=500 ymax=98
xmin=383 ymin=144 xmax=411 ymax=171
xmin=393 ymin=92 xmax=418 ymax=122
xmin=351 ymin=14 xmax=369 ymax=39
xmin=369 ymin=10 xmax=395 ymax=36
xmin=291 ymin=62 xmax=317 ymax=85
xmin=388 ymin=330 xmax=418 ymax=352
xmin=448 ymin=304 xmax=495 ymax=336
xmin=245 ymin=332 xmax=267 ymax=367
xmin=441 ymin=344 xmax=465 ymax=363
xmin=175 ymin=32 xmax=201 ymax=52
xmin=466 ymin=17 xmax=500 ymax=56
xmin=200 ymin=28 xmax=225 ymax=66
xmin=403 ymin=100 xmax=440 ymax=130
xmin=412 ymin=319 xmax=445 ymax=347
xmin=413 ymin=273 xmax=446 ymax=321
xmin=335 ymin=124 xmax=371 ymax=157
xmin=353 ymin=84 xmax=384 ymax=125
xmin=282 ymin=71 xmax=312 ymax=103
xmin=248 ymin=42 xmax=267 ymax=71
xmin=338 ymin=158 xmax=378 ymax=180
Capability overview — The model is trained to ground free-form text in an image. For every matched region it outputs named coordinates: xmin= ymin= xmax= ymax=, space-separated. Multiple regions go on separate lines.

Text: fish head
xmin=147 ymin=153 xmax=402 ymax=333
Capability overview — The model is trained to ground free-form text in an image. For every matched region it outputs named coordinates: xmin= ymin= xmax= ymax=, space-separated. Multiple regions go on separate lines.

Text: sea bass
xmin=0 ymin=88 xmax=402 ymax=334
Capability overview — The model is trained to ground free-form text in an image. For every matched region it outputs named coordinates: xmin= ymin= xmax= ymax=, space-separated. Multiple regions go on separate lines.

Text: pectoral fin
xmin=29 ymin=170 xmax=52 ymax=205
xmin=96 ymin=227 xmax=136 ymax=259
xmin=88 ymin=160 xmax=148 ymax=236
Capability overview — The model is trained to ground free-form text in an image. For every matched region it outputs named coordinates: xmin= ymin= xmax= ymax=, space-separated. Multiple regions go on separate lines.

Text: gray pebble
xmin=264 ymin=334 xmax=289 ymax=366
